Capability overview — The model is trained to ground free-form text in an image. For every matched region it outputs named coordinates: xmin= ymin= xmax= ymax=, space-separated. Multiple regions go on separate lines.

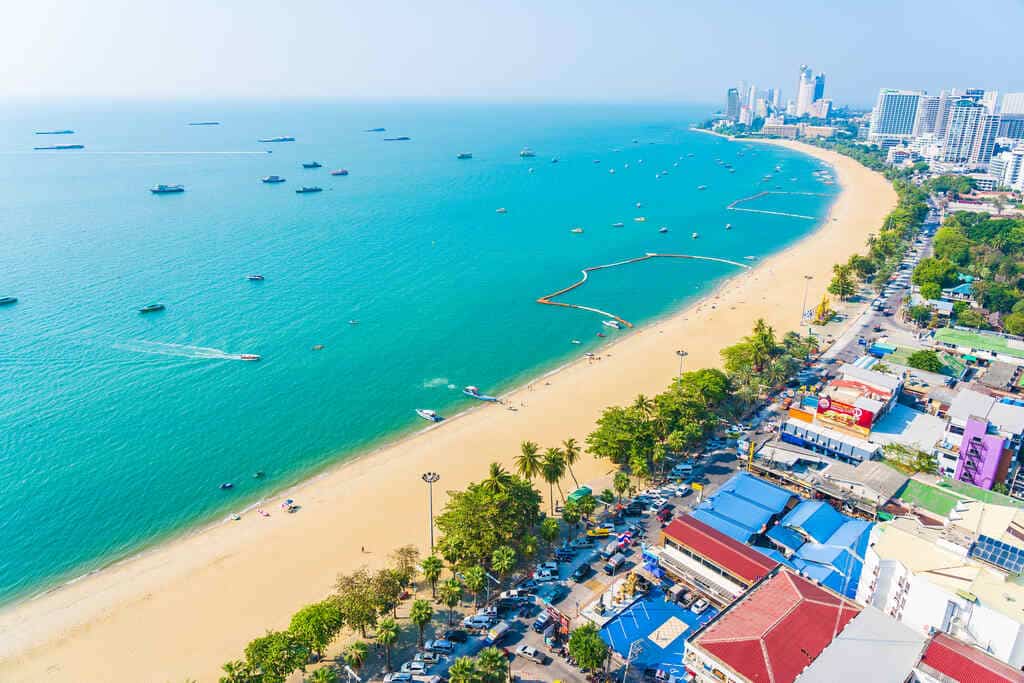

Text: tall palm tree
xmin=515 ymin=440 xmax=542 ymax=481
xmin=421 ymin=555 xmax=443 ymax=599
xmin=342 ymin=641 xmax=368 ymax=673
xmin=376 ymin=618 xmax=399 ymax=672
xmin=481 ymin=462 xmax=513 ymax=494
xmin=409 ymin=599 xmax=433 ymax=648
xmin=613 ymin=471 xmax=630 ymax=503
xmin=477 ymin=646 xmax=510 ymax=683
xmin=306 ymin=666 xmax=339 ymax=683
xmin=541 ymin=448 xmax=566 ymax=514
xmin=561 ymin=437 xmax=581 ymax=488
xmin=491 ymin=545 xmax=516 ymax=581
xmin=632 ymin=394 xmax=655 ymax=421
xmin=439 ymin=578 xmax=463 ymax=626
xmin=448 ymin=657 xmax=479 ymax=683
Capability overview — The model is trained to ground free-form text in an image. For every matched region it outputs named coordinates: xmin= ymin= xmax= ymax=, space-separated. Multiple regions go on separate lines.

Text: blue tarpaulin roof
xmin=692 ymin=473 xmax=795 ymax=542
xmin=723 ymin=472 xmax=794 ymax=511
xmin=691 ymin=508 xmax=757 ymax=543
xmin=766 ymin=524 xmax=805 ymax=552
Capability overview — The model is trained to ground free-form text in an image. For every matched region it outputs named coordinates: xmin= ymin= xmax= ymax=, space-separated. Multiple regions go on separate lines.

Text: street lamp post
xmin=800 ymin=275 xmax=814 ymax=337
xmin=421 ymin=472 xmax=440 ymax=552
xmin=676 ymin=349 xmax=687 ymax=377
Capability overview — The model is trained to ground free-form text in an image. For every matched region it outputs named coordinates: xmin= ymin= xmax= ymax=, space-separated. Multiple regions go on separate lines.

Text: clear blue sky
xmin=4 ymin=0 xmax=1022 ymax=106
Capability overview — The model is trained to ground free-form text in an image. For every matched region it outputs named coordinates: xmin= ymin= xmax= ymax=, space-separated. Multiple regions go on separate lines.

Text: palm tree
xmin=561 ymin=437 xmax=582 ymax=488
xmin=515 ymin=440 xmax=542 ymax=480
xmin=613 ymin=470 xmax=630 ymax=503
xmin=376 ymin=617 xmax=399 ymax=672
xmin=306 ymin=666 xmax=339 ymax=683
xmin=491 ymin=545 xmax=516 ymax=581
xmin=421 ymin=555 xmax=443 ymax=599
xmin=577 ymin=493 xmax=597 ymax=523
xmin=477 ymin=646 xmax=510 ymax=683
xmin=448 ymin=657 xmax=479 ymax=683
xmin=520 ymin=533 xmax=538 ymax=559
xmin=632 ymin=394 xmax=655 ymax=421
xmin=748 ymin=318 xmax=777 ymax=371
xmin=464 ymin=565 xmax=487 ymax=607
xmin=342 ymin=641 xmax=368 ymax=673
xmin=220 ymin=660 xmax=255 ymax=683
xmin=541 ymin=447 xmax=566 ymax=514
xmin=409 ymin=599 xmax=434 ymax=648
xmin=439 ymin=578 xmax=463 ymax=626
xmin=481 ymin=462 xmax=513 ymax=494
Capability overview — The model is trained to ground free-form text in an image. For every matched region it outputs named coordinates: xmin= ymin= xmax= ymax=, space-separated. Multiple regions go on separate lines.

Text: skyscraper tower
xmin=796 ymin=65 xmax=815 ymax=117
xmin=726 ymin=88 xmax=740 ymax=121
xmin=813 ymin=74 xmax=826 ymax=101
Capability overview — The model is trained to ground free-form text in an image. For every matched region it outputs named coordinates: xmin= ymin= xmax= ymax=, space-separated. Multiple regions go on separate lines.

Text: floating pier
xmin=536 ymin=253 xmax=750 ymax=327
xmin=726 ymin=190 xmax=830 ymax=221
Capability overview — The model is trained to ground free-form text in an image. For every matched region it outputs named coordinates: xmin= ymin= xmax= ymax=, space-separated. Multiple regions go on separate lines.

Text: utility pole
xmin=618 ymin=638 xmax=643 ymax=679
xmin=676 ymin=349 xmax=688 ymax=377
xmin=421 ymin=472 xmax=440 ymax=552
xmin=801 ymin=274 xmax=814 ymax=336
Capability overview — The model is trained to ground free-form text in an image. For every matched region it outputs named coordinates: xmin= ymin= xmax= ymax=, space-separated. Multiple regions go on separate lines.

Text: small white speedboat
xmin=602 ymin=320 xmax=622 ymax=329
xmin=496 ymin=207 xmax=508 ymax=214
xmin=416 ymin=408 xmax=442 ymax=422
xmin=692 ymin=232 xmax=699 ymax=239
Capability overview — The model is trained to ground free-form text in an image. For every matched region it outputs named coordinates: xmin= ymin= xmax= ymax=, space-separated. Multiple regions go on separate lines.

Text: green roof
xmin=898 ymin=479 xmax=959 ymax=516
xmin=934 ymin=328 xmax=1024 ymax=361
xmin=941 ymin=479 xmax=1024 ymax=508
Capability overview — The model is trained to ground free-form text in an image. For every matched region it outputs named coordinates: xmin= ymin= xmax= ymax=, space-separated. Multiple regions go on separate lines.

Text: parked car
xmin=485 ymin=620 xmax=510 ymax=645
xmin=400 ymin=661 xmax=429 ymax=675
xmin=383 ymin=674 xmax=413 ymax=683
xmin=498 ymin=589 xmax=532 ymax=603
xmin=515 ymin=644 xmax=548 ymax=665
xmin=571 ymin=564 xmax=592 ymax=582
xmin=679 ymin=590 xmax=697 ymax=607
xmin=536 ymin=561 xmax=558 ymax=573
xmin=569 ymin=537 xmax=595 ymax=549
xmin=587 ymin=526 xmax=613 ymax=537
xmin=533 ymin=568 xmax=558 ymax=582
xmin=691 ymin=598 xmax=710 ymax=615
xmin=414 ymin=651 xmax=440 ymax=665
xmin=533 ymin=611 xmax=553 ymax=632
xmin=462 ymin=614 xmax=494 ymax=630
xmin=443 ymin=629 xmax=468 ymax=643
xmin=603 ymin=552 xmax=626 ymax=575
xmin=424 ymin=639 xmax=454 ymax=654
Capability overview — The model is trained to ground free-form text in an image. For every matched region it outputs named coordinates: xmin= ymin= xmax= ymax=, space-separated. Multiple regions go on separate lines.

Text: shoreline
xmin=0 ymin=139 xmax=897 ymax=683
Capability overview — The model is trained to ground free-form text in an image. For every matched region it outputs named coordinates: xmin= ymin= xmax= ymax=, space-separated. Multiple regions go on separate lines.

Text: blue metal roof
xmin=782 ymin=501 xmax=846 ymax=544
xmin=766 ymin=524 xmax=805 ymax=552
xmin=690 ymin=508 xmax=756 ymax=543
xmin=721 ymin=472 xmax=794 ymax=512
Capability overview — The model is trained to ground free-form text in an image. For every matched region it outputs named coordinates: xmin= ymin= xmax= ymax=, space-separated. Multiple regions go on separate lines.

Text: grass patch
xmin=898 ymin=479 xmax=959 ymax=517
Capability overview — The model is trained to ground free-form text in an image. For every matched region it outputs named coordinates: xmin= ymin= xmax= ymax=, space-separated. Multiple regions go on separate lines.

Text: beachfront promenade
xmin=537 ymin=253 xmax=751 ymax=327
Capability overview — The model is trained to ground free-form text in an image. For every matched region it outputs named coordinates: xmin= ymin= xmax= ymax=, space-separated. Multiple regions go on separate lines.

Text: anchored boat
xmin=416 ymin=408 xmax=442 ymax=422
xmin=138 ymin=303 xmax=165 ymax=313
xmin=463 ymin=386 xmax=498 ymax=402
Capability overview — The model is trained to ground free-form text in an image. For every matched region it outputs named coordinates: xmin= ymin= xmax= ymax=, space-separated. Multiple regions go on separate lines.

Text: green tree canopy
xmin=907 ymin=350 xmax=944 ymax=373
xmin=289 ymin=600 xmax=344 ymax=659
xmin=912 ymin=257 xmax=959 ymax=288
xmin=434 ymin=474 xmax=542 ymax=566
xmin=568 ymin=623 xmax=609 ymax=672
xmin=919 ymin=282 xmax=942 ymax=300
xmin=244 ymin=630 xmax=310 ymax=683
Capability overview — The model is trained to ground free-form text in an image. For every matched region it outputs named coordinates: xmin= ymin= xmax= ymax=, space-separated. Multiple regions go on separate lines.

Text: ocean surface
xmin=0 ymin=100 xmax=836 ymax=604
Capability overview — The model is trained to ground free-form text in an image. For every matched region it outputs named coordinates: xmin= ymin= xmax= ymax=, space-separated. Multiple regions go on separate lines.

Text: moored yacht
xmin=0 ymin=296 xmax=18 ymax=305
xmin=519 ymin=148 xmax=536 ymax=158
xmin=139 ymin=303 xmax=165 ymax=313
xmin=150 ymin=184 xmax=184 ymax=194
xmin=330 ymin=169 xmax=350 ymax=176
xmin=463 ymin=386 xmax=498 ymax=402
xmin=456 ymin=152 xmax=473 ymax=159
xmin=295 ymin=186 xmax=322 ymax=194
xmin=262 ymin=175 xmax=286 ymax=183
xmin=302 ymin=161 xmax=322 ymax=169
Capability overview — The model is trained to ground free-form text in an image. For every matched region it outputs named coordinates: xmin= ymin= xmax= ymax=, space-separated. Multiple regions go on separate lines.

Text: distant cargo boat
xmin=34 ymin=144 xmax=84 ymax=150
xmin=330 ymin=169 xmax=349 ymax=176
xmin=295 ymin=186 xmax=322 ymax=194
xmin=302 ymin=161 xmax=322 ymax=169
xmin=138 ymin=303 xmax=165 ymax=313
xmin=188 ymin=122 xmax=220 ymax=126
xmin=262 ymin=175 xmax=286 ymax=184
xmin=258 ymin=136 xmax=295 ymax=143
xmin=383 ymin=136 xmax=411 ymax=141
xmin=519 ymin=148 xmax=536 ymax=158
xmin=0 ymin=296 xmax=18 ymax=305
xmin=150 ymin=184 xmax=185 ymax=194
xmin=364 ymin=127 xmax=386 ymax=132
xmin=457 ymin=152 xmax=473 ymax=159
xmin=34 ymin=130 xmax=74 ymax=135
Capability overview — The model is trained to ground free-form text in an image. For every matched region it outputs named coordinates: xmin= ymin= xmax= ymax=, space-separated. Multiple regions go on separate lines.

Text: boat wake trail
xmin=422 ymin=377 xmax=452 ymax=389
xmin=115 ymin=341 xmax=247 ymax=361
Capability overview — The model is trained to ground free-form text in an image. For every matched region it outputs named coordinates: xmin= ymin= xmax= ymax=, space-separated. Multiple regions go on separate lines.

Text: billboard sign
xmin=816 ymin=396 xmax=873 ymax=437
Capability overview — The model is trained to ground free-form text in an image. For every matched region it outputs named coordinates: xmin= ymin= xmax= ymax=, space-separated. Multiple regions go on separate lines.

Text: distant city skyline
xmin=3 ymin=0 xmax=1023 ymax=104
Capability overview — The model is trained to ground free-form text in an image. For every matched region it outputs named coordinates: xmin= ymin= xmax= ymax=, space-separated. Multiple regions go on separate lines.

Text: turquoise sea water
xmin=0 ymin=101 xmax=836 ymax=603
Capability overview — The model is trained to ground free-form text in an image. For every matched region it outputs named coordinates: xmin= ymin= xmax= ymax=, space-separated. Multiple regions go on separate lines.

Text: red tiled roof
xmin=919 ymin=632 xmax=1024 ymax=683
xmin=691 ymin=568 xmax=861 ymax=683
xmin=663 ymin=514 xmax=779 ymax=584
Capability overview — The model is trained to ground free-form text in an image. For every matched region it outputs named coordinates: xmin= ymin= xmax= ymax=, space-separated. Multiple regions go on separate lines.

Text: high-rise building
xmin=999 ymin=115 xmax=1024 ymax=140
xmin=813 ymin=73 xmax=826 ymax=101
xmin=1002 ymin=93 xmax=1024 ymax=115
xmin=771 ymin=88 xmax=782 ymax=110
xmin=989 ymin=147 xmax=1024 ymax=190
xmin=934 ymin=89 xmax=959 ymax=138
xmin=869 ymin=89 xmax=924 ymax=143
xmin=912 ymin=95 xmax=940 ymax=136
xmin=747 ymin=85 xmax=758 ymax=110
xmin=796 ymin=65 xmax=816 ymax=117
xmin=726 ymin=88 xmax=741 ymax=121
xmin=982 ymin=90 xmax=999 ymax=113
xmin=942 ymin=99 xmax=1000 ymax=167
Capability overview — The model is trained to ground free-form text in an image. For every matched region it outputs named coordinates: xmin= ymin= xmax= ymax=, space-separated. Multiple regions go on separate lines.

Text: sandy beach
xmin=0 ymin=139 xmax=896 ymax=682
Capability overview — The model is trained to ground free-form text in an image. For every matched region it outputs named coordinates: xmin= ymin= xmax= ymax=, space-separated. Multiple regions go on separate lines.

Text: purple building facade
xmin=955 ymin=417 xmax=1008 ymax=490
